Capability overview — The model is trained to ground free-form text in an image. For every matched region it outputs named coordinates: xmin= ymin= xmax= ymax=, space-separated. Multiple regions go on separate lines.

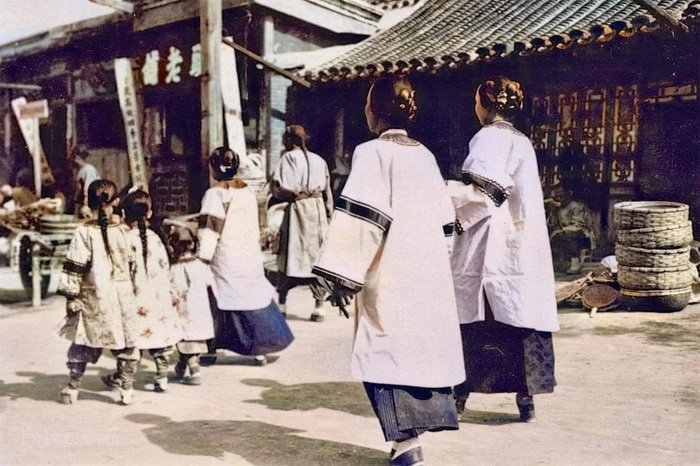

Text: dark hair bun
xmin=209 ymin=147 xmax=240 ymax=181
xmin=369 ymin=76 xmax=418 ymax=127
xmin=478 ymin=76 xmax=524 ymax=117
xmin=87 ymin=179 xmax=118 ymax=210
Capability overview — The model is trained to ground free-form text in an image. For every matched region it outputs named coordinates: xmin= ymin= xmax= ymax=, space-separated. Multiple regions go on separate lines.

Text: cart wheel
xmin=18 ymin=236 xmax=50 ymax=300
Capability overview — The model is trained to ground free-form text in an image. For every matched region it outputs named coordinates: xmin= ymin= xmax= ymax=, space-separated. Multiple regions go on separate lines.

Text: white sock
xmin=392 ymin=436 xmax=420 ymax=459
xmin=280 ymin=303 xmax=287 ymax=313
xmin=312 ymin=303 xmax=325 ymax=316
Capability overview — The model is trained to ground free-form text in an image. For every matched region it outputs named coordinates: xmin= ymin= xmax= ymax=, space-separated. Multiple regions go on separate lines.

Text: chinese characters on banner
xmin=10 ymin=97 xmax=55 ymax=196
xmin=114 ymin=58 xmax=149 ymax=191
xmin=141 ymin=44 xmax=202 ymax=86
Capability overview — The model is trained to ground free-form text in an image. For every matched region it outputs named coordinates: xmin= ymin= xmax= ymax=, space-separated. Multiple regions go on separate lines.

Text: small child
xmin=56 ymin=179 xmax=139 ymax=405
xmin=166 ymin=220 xmax=215 ymax=385
xmin=104 ymin=189 xmax=183 ymax=393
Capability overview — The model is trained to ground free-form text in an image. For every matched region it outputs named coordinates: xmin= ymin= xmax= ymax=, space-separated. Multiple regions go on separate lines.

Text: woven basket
xmin=581 ymin=284 xmax=620 ymax=311
xmin=615 ymin=245 xmax=690 ymax=268
xmin=619 ymin=287 xmax=691 ymax=312
xmin=618 ymin=265 xmax=692 ymax=290
xmin=614 ymin=201 xmax=689 ymax=229
xmin=616 ymin=222 xmax=693 ymax=249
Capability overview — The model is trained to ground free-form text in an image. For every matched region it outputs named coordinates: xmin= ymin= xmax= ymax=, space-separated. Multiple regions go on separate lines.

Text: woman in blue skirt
xmin=199 ymin=147 xmax=293 ymax=365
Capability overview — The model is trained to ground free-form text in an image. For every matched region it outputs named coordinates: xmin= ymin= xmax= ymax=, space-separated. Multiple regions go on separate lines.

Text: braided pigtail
xmin=87 ymin=179 xmax=118 ymax=263
xmin=138 ymin=218 xmax=149 ymax=275
xmin=98 ymin=207 xmax=113 ymax=262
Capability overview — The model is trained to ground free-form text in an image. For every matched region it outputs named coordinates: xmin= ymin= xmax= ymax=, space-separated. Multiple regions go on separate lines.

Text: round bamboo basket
xmin=38 ymin=214 xmax=84 ymax=235
xmin=619 ymin=287 xmax=692 ymax=312
xmin=616 ymin=222 xmax=693 ymax=249
xmin=618 ymin=265 xmax=692 ymax=291
xmin=615 ymin=245 xmax=691 ymax=268
xmin=614 ymin=201 xmax=689 ymax=229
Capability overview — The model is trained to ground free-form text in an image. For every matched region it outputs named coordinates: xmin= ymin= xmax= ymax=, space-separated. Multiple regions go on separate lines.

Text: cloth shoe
xmin=59 ymin=386 xmax=79 ymax=405
xmin=516 ymin=393 xmax=536 ymax=422
xmin=182 ymin=373 xmax=202 ymax=385
xmin=101 ymin=373 xmax=122 ymax=391
xmin=390 ymin=446 xmax=424 ymax=466
xmin=119 ymin=387 xmax=134 ymax=405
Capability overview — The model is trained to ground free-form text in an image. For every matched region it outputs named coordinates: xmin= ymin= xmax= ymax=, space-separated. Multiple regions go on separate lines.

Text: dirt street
xmin=0 ymin=275 xmax=699 ymax=465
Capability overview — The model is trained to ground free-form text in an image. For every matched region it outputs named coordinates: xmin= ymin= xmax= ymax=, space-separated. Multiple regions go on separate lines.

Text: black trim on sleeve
xmin=312 ymin=266 xmax=363 ymax=292
xmin=443 ymin=222 xmax=455 ymax=237
xmin=62 ymin=259 xmax=90 ymax=276
xmin=336 ymin=196 xmax=392 ymax=232
xmin=462 ymin=171 xmax=509 ymax=207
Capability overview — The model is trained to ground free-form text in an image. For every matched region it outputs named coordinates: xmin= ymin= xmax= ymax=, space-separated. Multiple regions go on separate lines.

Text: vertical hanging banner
xmin=115 ymin=58 xmax=149 ymax=191
xmin=11 ymin=97 xmax=55 ymax=195
xmin=220 ymin=42 xmax=247 ymax=162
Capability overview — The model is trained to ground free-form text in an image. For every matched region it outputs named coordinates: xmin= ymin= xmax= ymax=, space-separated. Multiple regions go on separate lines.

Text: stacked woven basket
xmin=614 ymin=201 xmax=694 ymax=312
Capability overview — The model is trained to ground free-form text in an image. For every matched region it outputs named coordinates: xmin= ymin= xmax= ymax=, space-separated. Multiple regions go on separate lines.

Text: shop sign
xmin=11 ymin=97 xmax=55 ymax=195
xmin=115 ymin=58 xmax=149 ymax=191
xmin=140 ymin=43 xmax=202 ymax=87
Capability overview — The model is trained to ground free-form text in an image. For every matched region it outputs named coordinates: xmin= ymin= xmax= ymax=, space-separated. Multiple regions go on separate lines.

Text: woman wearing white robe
xmin=199 ymin=148 xmax=293 ymax=366
xmin=270 ymin=125 xmax=333 ymax=321
xmin=449 ymin=77 xmax=558 ymax=423
xmin=313 ymin=77 xmax=464 ymax=466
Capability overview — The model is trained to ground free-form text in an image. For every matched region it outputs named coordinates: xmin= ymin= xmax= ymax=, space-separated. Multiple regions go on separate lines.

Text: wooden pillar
xmin=333 ymin=105 xmax=344 ymax=164
xmin=200 ymin=0 xmax=223 ymax=188
xmin=260 ymin=15 xmax=274 ymax=175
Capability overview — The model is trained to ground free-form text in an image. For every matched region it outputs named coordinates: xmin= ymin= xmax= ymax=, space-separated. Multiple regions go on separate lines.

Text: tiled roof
xmin=309 ymin=0 xmax=699 ymax=82
xmin=366 ymin=0 xmax=425 ymax=10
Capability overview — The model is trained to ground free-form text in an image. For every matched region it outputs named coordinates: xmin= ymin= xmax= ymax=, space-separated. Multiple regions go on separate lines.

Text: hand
xmin=66 ymin=298 xmax=85 ymax=317
xmin=329 ymin=284 xmax=355 ymax=318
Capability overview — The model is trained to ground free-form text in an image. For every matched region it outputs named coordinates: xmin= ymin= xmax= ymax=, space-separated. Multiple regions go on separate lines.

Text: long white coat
xmin=199 ymin=182 xmax=275 ymax=310
xmin=314 ymin=129 xmax=465 ymax=388
xmin=271 ymin=148 xmax=333 ymax=278
xmin=450 ymin=121 xmax=559 ymax=332
xmin=170 ymin=258 xmax=215 ymax=341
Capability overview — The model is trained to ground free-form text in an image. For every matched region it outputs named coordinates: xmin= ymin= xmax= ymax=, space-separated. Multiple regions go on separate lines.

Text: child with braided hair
xmin=56 ymin=179 xmax=139 ymax=405
xmin=103 ymin=189 xmax=183 ymax=393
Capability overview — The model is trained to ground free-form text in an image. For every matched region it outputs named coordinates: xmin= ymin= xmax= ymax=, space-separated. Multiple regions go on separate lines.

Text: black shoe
xmin=391 ymin=446 xmax=424 ymax=466
xmin=309 ymin=314 xmax=325 ymax=322
xmin=516 ymin=394 xmax=536 ymax=422
xmin=199 ymin=354 xmax=217 ymax=366
xmin=455 ymin=398 xmax=466 ymax=414
xmin=101 ymin=374 xmax=121 ymax=391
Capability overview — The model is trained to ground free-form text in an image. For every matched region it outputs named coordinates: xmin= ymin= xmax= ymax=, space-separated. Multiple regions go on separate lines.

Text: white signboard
xmin=19 ymin=99 xmax=49 ymax=120
xmin=221 ymin=42 xmax=247 ymax=163
xmin=114 ymin=58 xmax=149 ymax=191
xmin=11 ymin=97 xmax=55 ymax=195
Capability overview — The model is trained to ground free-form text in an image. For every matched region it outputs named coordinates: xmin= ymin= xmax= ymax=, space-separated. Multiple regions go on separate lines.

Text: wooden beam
xmin=89 ymin=0 xmax=135 ymax=14
xmin=200 ymin=0 xmax=224 ymax=187
xmin=629 ymin=0 xmax=689 ymax=33
xmin=135 ymin=0 xmax=249 ymax=31
xmin=0 ymin=82 xmax=42 ymax=91
xmin=222 ymin=37 xmax=311 ymax=89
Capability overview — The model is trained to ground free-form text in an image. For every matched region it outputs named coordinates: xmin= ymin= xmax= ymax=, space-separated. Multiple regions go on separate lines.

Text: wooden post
xmin=200 ymin=0 xmax=224 ymax=189
xmin=333 ymin=106 xmax=345 ymax=163
xmin=260 ymin=15 xmax=274 ymax=173
xmin=31 ymin=243 xmax=41 ymax=307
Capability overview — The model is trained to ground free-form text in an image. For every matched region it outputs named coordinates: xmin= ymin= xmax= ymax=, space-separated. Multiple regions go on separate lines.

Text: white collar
xmin=379 ymin=129 xmax=408 ymax=137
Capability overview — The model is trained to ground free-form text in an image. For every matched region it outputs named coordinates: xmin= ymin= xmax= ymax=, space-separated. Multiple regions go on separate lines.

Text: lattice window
xmin=611 ymin=85 xmax=639 ymax=184
xmin=530 ymin=95 xmax=552 ymax=186
xmin=581 ymin=89 xmax=607 ymax=183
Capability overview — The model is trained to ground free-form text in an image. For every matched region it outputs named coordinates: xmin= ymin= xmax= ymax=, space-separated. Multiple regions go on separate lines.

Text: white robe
xmin=170 ymin=258 xmax=216 ymax=341
xmin=199 ymin=183 xmax=275 ymax=310
xmin=314 ymin=129 xmax=465 ymax=388
xmin=450 ymin=121 xmax=559 ymax=332
xmin=271 ymin=148 xmax=333 ymax=277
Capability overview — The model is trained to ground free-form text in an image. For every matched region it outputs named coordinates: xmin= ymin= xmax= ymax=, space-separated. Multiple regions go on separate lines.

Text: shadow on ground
xmin=0 ymin=371 xmax=115 ymax=404
xmin=126 ymin=413 xmax=386 ymax=465
xmin=594 ymin=319 xmax=700 ymax=349
xmin=458 ymin=409 xmax=520 ymax=425
xmin=241 ymin=379 xmax=375 ymax=417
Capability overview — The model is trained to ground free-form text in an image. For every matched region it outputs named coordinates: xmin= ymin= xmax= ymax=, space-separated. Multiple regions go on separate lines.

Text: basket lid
xmin=581 ymin=284 xmax=620 ymax=310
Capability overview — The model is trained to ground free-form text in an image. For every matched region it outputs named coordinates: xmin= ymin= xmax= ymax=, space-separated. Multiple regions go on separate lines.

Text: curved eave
xmin=306 ymin=9 xmax=699 ymax=84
